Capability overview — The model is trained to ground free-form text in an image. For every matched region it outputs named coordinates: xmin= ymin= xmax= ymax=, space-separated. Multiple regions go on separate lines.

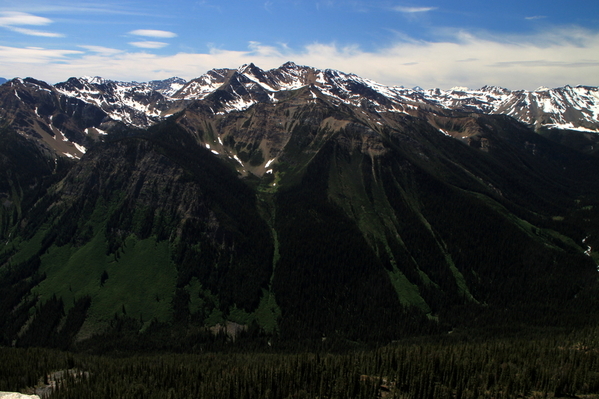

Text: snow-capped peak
xmin=46 ymin=62 xmax=599 ymax=135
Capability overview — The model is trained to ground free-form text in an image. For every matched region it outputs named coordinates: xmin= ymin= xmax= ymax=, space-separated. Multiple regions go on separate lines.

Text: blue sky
xmin=0 ymin=0 xmax=598 ymax=89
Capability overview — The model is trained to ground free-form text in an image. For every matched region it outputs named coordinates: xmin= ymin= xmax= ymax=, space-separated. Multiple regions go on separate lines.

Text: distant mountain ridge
xmin=1 ymin=62 xmax=598 ymax=160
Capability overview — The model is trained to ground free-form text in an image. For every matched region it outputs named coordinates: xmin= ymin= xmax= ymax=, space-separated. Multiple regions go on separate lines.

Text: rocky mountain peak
xmin=281 ymin=61 xmax=298 ymax=68
xmin=147 ymin=77 xmax=187 ymax=97
xmin=479 ymin=85 xmax=510 ymax=95
xmin=80 ymin=76 xmax=106 ymax=85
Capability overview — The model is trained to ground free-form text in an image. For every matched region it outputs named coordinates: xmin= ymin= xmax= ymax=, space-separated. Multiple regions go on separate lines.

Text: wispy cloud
xmin=393 ymin=6 xmax=437 ymax=13
xmin=78 ymin=45 xmax=123 ymax=55
xmin=8 ymin=26 xmax=63 ymax=37
xmin=0 ymin=11 xmax=52 ymax=25
xmin=1 ymin=27 xmax=598 ymax=90
xmin=0 ymin=11 xmax=63 ymax=37
xmin=525 ymin=15 xmax=547 ymax=20
xmin=129 ymin=41 xmax=169 ymax=49
xmin=0 ymin=45 xmax=82 ymax=64
xmin=8 ymin=3 xmax=165 ymax=18
xmin=129 ymin=29 xmax=177 ymax=38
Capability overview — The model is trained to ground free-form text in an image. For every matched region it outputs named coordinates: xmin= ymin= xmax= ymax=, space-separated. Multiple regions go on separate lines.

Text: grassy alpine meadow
xmin=32 ymin=231 xmax=177 ymax=336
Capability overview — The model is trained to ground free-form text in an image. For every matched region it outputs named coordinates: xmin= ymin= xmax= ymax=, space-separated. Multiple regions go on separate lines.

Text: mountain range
xmin=1 ymin=62 xmax=599 ymax=350
xmin=3 ymin=62 xmax=599 ymax=161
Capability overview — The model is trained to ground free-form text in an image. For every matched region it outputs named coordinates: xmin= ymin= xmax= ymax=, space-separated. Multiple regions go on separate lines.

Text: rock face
xmin=0 ymin=78 xmax=103 ymax=159
xmin=1 ymin=63 xmax=599 ymax=350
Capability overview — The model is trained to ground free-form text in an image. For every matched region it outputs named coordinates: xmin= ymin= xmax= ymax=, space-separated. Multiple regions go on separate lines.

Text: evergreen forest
xmin=2 ymin=327 xmax=599 ymax=398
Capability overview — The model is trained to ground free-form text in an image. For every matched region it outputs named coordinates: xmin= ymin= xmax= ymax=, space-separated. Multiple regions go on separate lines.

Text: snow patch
xmin=232 ymin=154 xmax=244 ymax=166
xmin=265 ymin=158 xmax=276 ymax=168
xmin=84 ymin=127 xmax=108 ymax=135
xmin=224 ymin=96 xmax=257 ymax=112
xmin=73 ymin=142 xmax=87 ymax=154
xmin=545 ymin=123 xmax=599 ymax=133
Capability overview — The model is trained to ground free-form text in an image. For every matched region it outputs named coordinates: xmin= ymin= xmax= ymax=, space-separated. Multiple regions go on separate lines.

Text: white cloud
xmin=0 ymin=45 xmax=82 ymax=65
xmin=8 ymin=26 xmax=64 ymax=37
xmin=0 ymin=11 xmax=63 ymax=37
xmin=247 ymin=41 xmax=284 ymax=57
xmin=0 ymin=11 xmax=52 ymax=26
xmin=393 ymin=6 xmax=437 ymax=13
xmin=525 ymin=15 xmax=547 ymax=20
xmin=129 ymin=29 xmax=177 ymax=38
xmin=129 ymin=41 xmax=169 ymax=49
xmin=0 ymin=27 xmax=598 ymax=91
